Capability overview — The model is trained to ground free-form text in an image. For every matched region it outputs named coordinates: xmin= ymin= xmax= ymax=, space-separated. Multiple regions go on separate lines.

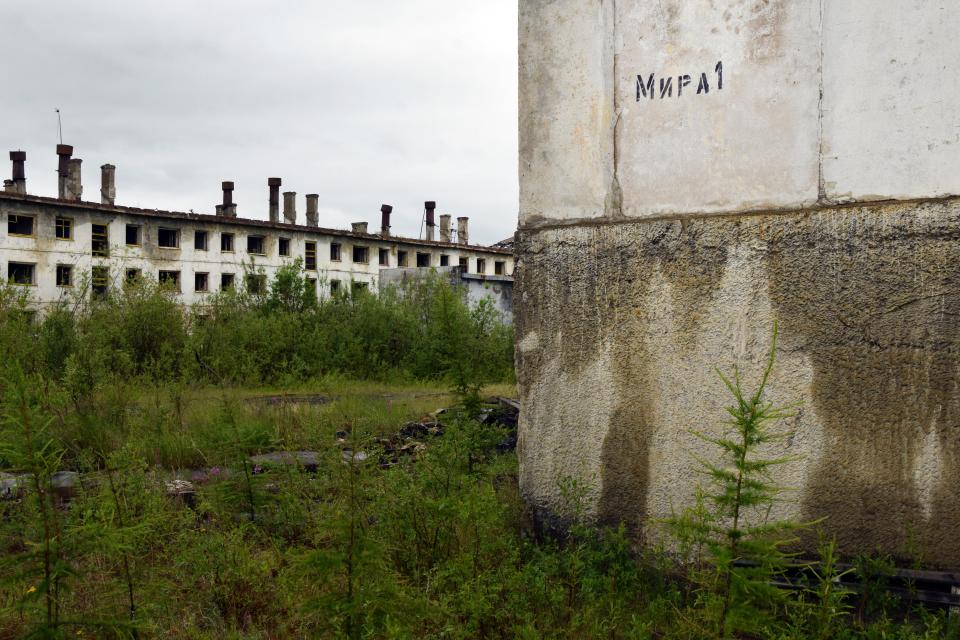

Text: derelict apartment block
xmin=0 ymin=145 xmax=513 ymax=309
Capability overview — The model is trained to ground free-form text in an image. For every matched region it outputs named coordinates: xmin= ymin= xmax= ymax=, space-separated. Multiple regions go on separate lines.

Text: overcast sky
xmin=0 ymin=1 xmax=519 ymax=245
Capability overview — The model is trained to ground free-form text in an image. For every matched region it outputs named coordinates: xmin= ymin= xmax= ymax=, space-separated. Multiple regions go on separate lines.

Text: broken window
xmin=305 ymin=241 xmax=317 ymax=270
xmin=352 ymin=246 xmax=369 ymax=264
xmin=126 ymin=224 xmax=141 ymax=246
xmin=55 ymin=217 xmax=73 ymax=240
xmin=195 ymin=230 xmax=208 ymax=251
xmin=495 ymin=260 xmax=505 ymax=275
xmin=330 ymin=242 xmax=342 ymax=262
xmin=8 ymin=262 xmax=35 ymax=285
xmin=352 ymin=281 xmax=369 ymax=295
xmin=56 ymin=264 xmax=73 ymax=287
xmin=158 ymin=228 xmax=180 ymax=249
xmin=476 ymin=258 xmax=486 ymax=274
xmin=92 ymin=224 xmax=109 ymax=257
xmin=306 ymin=277 xmax=317 ymax=295
xmin=92 ymin=266 xmax=109 ymax=298
xmin=8 ymin=214 xmax=34 ymax=236
xmin=245 ymin=273 xmax=266 ymax=295
xmin=459 ymin=257 xmax=468 ymax=271
xmin=195 ymin=272 xmax=209 ymax=292
xmin=330 ymin=279 xmax=341 ymax=295
xmin=279 ymin=237 xmax=290 ymax=257
xmin=247 ymin=235 xmax=266 ymax=255
xmin=221 ymin=273 xmax=235 ymax=291
xmin=398 ymin=251 xmax=408 ymax=267
xmin=416 ymin=252 xmax=430 ymax=268
xmin=158 ymin=270 xmax=181 ymax=291
xmin=378 ymin=248 xmax=389 ymax=266
xmin=440 ymin=255 xmax=449 ymax=267
xmin=125 ymin=268 xmax=141 ymax=285
xmin=221 ymin=232 xmax=234 ymax=252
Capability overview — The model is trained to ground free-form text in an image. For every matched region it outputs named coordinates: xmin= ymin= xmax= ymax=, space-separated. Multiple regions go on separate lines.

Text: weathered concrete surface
xmin=515 ymin=198 xmax=960 ymax=567
xmin=520 ymin=1 xmax=960 ymax=223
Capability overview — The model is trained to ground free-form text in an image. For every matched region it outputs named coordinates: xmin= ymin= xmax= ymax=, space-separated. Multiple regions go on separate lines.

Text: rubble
xmin=249 ymin=451 xmax=320 ymax=473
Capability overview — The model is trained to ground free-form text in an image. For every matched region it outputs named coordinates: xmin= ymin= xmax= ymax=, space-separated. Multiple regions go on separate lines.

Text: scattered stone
xmin=51 ymin=471 xmax=79 ymax=502
xmin=0 ymin=472 xmax=28 ymax=500
xmin=341 ymin=449 xmax=369 ymax=463
xmin=165 ymin=479 xmax=196 ymax=507
xmin=249 ymin=451 xmax=320 ymax=473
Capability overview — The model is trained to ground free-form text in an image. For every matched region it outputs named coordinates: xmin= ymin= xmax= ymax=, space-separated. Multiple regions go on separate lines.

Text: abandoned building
xmin=517 ymin=1 xmax=960 ymax=568
xmin=0 ymin=145 xmax=513 ymax=312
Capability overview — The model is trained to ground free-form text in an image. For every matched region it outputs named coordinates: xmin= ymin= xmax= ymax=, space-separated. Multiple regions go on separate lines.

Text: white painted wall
xmin=520 ymin=0 xmax=960 ymax=223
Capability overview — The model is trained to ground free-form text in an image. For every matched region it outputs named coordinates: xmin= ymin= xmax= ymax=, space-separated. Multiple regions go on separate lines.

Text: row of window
xmin=8 ymin=214 xmax=508 ymax=274
xmin=6 ymin=261 xmax=360 ymax=296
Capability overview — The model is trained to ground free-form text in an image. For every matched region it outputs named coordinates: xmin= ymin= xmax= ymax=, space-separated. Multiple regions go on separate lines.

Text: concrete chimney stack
xmin=9 ymin=151 xmax=26 ymax=194
xmin=352 ymin=222 xmax=368 ymax=234
xmin=424 ymin=201 xmax=437 ymax=241
xmin=439 ymin=214 xmax=451 ymax=243
xmin=283 ymin=191 xmax=297 ymax=224
xmin=457 ymin=216 xmax=469 ymax=245
xmin=215 ymin=205 xmax=225 ymax=216
xmin=221 ymin=181 xmax=237 ymax=217
xmin=100 ymin=164 xmax=116 ymax=205
xmin=268 ymin=178 xmax=282 ymax=223
xmin=65 ymin=158 xmax=83 ymax=201
xmin=2 ymin=180 xmax=13 ymax=192
xmin=380 ymin=204 xmax=393 ymax=237
xmin=56 ymin=144 xmax=73 ymax=199
xmin=305 ymin=194 xmax=319 ymax=227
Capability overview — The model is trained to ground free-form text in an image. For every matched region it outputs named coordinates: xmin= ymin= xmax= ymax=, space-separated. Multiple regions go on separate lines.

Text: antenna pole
xmin=55 ymin=109 xmax=63 ymax=144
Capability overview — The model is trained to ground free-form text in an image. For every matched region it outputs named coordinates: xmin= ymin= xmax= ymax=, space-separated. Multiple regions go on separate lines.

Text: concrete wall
xmin=379 ymin=266 xmax=514 ymax=323
xmin=0 ymin=196 xmax=513 ymax=309
xmin=518 ymin=0 xmax=960 ymax=567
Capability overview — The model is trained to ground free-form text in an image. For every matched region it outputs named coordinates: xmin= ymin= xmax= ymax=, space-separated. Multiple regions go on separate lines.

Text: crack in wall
xmin=816 ymin=0 xmax=827 ymax=204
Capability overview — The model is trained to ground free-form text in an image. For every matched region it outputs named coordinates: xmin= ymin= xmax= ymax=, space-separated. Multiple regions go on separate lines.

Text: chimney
xmin=305 ymin=194 xmax=319 ymax=227
xmin=221 ymin=181 xmax=237 ymax=217
xmin=9 ymin=151 xmax=26 ymax=194
xmin=457 ymin=216 xmax=469 ymax=245
xmin=268 ymin=178 xmax=281 ymax=223
xmin=3 ymin=180 xmax=13 ymax=192
xmin=100 ymin=164 xmax=116 ymax=205
xmin=380 ymin=204 xmax=393 ymax=237
xmin=65 ymin=158 xmax=83 ymax=201
xmin=424 ymin=201 xmax=436 ymax=241
xmin=56 ymin=144 xmax=73 ymax=199
xmin=283 ymin=191 xmax=296 ymax=224
xmin=352 ymin=222 xmax=368 ymax=234
xmin=439 ymin=214 xmax=451 ymax=243
xmin=215 ymin=205 xmax=225 ymax=216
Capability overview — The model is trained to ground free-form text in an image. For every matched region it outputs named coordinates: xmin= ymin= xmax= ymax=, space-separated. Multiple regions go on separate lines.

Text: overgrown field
xmin=0 ymin=273 xmax=957 ymax=638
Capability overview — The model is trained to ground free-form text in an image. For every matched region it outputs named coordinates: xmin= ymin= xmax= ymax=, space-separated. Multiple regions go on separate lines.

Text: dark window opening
xmin=245 ymin=273 xmax=266 ymax=295
xmin=378 ymin=248 xmax=389 ymax=266
xmin=476 ymin=259 xmax=486 ymax=274
xmin=221 ymin=233 xmax=234 ymax=252
xmin=158 ymin=270 xmax=181 ymax=291
xmin=330 ymin=243 xmax=342 ymax=262
xmin=416 ymin=252 xmax=430 ymax=268
xmin=495 ymin=261 xmax=506 ymax=275
xmin=221 ymin=273 xmax=235 ymax=291
xmin=158 ymin=228 xmax=179 ymax=248
xmin=55 ymin=217 xmax=72 ymax=240
xmin=352 ymin=246 xmax=369 ymax=264
xmin=8 ymin=214 xmax=34 ymax=236
xmin=126 ymin=224 xmax=141 ymax=246
xmin=92 ymin=266 xmax=109 ymax=298
xmin=247 ymin=235 xmax=266 ymax=255
xmin=195 ymin=230 xmax=208 ymax=251
xmin=279 ymin=237 xmax=290 ymax=257
xmin=352 ymin=281 xmax=369 ymax=295
xmin=305 ymin=241 xmax=317 ymax=270
xmin=195 ymin=272 xmax=209 ymax=292
xmin=330 ymin=279 xmax=341 ymax=294
xmin=92 ymin=224 xmax=109 ymax=257
xmin=459 ymin=257 xmax=468 ymax=271
xmin=125 ymin=268 xmax=141 ymax=284
xmin=56 ymin=265 xmax=72 ymax=287
xmin=440 ymin=255 xmax=449 ymax=267
xmin=8 ymin=262 xmax=34 ymax=285
xmin=398 ymin=251 xmax=408 ymax=267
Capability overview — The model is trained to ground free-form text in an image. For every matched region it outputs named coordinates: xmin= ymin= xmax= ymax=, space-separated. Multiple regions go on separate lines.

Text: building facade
xmin=517 ymin=0 xmax=960 ymax=568
xmin=0 ymin=147 xmax=513 ymax=311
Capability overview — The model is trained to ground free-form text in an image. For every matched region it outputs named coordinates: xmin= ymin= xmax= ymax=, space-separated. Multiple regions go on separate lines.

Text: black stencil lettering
xmin=697 ymin=72 xmax=710 ymax=94
xmin=659 ymin=76 xmax=673 ymax=99
xmin=678 ymin=74 xmax=692 ymax=97
xmin=715 ymin=60 xmax=723 ymax=90
xmin=636 ymin=73 xmax=656 ymax=100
